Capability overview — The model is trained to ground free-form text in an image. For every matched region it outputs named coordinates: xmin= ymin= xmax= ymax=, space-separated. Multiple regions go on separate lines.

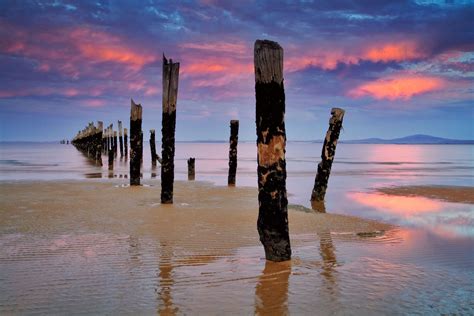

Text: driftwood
xmin=130 ymin=99 xmax=143 ymax=185
xmin=228 ymin=120 xmax=239 ymax=186
xmin=161 ymin=55 xmax=180 ymax=204
xmin=254 ymin=39 xmax=291 ymax=262
xmin=310 ymin=108 xmax=345 ymax=211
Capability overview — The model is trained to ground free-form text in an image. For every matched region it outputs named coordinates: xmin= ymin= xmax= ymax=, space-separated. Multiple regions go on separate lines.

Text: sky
xmin=0 ymin=0 xmax=473 ymax=141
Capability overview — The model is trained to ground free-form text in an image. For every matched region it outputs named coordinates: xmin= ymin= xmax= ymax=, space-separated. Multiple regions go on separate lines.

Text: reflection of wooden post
xmin=255 ymin=261 xmax=291 ymax=315
xmin=310 ymin=108 xmax=345 ymax=208
xmin=130 ymin=99 xmax=143 ymax=185
xmin=124 ymin=128 xmax=128 ymax=157
xmin=187 ymin=158 xmax=195 ymax=181
xmin=254 ymin=40 xmax=291 ymax=262
xmin=118 ymin=120 xmax=124 ymax=157
xmin=228 ymin=120 xmax=239 ymax=186
xmin=161 ymin=55 xmax=179 ymax=204
xmin=150 ymin=129 xmax=157 ymax=167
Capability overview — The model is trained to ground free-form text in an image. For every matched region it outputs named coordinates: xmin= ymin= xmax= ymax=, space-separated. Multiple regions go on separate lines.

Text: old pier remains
xmin=130 ymin=99 xmax=143 ymax=185
xmin=254 ymin=39 xmax=291 ymax=262
xmin=161 ymin=55 xmax=180 ymax=204
xmin=310 ymin=108 xmax=345 ymax=211
xmin=228 ymin=120 xmax=239 ymax=186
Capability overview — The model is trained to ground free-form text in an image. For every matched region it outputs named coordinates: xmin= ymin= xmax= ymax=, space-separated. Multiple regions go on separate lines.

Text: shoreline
xmin=376 ymin=185 xmax=474 ymax=204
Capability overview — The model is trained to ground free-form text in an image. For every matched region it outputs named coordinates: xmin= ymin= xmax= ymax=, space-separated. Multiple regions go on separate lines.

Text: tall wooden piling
xmin=187 ymin=158 xmax=195 ymax=181
xmin=124 ymin=128 xmax=128 ymax=157
xmin=130 ymin=99 xmax=143 ymax=185
xmin=150 ymin=129 xmax=158 ymax=167
xmin=118 ymin=120 xmax=124 ymax=157
xmin=228 ymin=120 xmax=239 ymax=186
xmin=254 ymin=39 xmax=291 ymax=262
xmin=161 ymin=55 xmax=180 ymax=204
xmin=310 ymin=108 xmax=345 ymax=209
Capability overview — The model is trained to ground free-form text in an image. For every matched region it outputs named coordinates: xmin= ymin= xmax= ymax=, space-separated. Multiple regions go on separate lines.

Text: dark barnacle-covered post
xmin=161 ymin=55 xmax=179 ymax=204
xmin=130 ymin=99 xmax=143 ymax=185
xmin=228 ymin=120 xmax=239 ymax=186
xmin=310 ymin=108 xmax=345 ymax=211
xmin=150 ymin=129 xmax=158 ymax=167
xmin=187 ymin=158 xmax=195 ymax=181
xmin=254 ymin=39 xmax=291 ymax=262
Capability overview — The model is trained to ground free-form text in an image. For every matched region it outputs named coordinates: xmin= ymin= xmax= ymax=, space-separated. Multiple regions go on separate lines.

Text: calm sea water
xmin=0 ymin=142 xmax=473 ymax=314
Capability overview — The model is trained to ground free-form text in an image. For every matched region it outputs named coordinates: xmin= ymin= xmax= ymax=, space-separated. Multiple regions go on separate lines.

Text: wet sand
xmin=0 ymin=180 xmax=392 ymax=241
xmin=1 ymin=180 xmax=473 ymax=314
xmin=376 ymin=185 xmax=474 ymax=204
xmin=0 ymin=179 xmax=395 ymax=314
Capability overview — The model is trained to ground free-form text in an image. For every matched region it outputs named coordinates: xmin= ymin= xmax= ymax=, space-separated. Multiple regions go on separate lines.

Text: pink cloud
xmin=348 ymin=75 xmax=445 ymax=100
xmin=83 ymin=99 xmax=106 ymax=108
xmin=285 ymin=40 xmax=427 ymax=71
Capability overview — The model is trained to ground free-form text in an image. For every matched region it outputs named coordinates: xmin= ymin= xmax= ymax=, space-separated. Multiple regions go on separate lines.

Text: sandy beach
xmin=376 ymin=185 xmax=474 ymax=204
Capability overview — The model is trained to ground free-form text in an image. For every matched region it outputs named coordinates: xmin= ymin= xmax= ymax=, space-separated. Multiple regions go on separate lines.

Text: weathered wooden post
xmin=254 ymin=39 xmax=291 ymax=262
xmin=187 ymin=158 xmax=195 ymax=181
xmin=118 ymin=120 xmax=124 ymax=157
xmin=150 ymin=129 xmax=158 ymax=167
xmin=161 ymin=55 xmax=179 ymax=204
xmin=130 ymin=99 xmax=143 ymax=185
xmin=124 ymin=128 xmax=128 ymax=157
xmin=114 ymin=131 xmax=118 ymax=157
xmin=228 ymin=120 xmax=239 ymax=186
xmin=108 ymin=143 xmax=114 ymax=170
xmin=96 ymin=121 xmax=103 ymax=165
xmin=310 ymin=108 xmax=345 ymax=210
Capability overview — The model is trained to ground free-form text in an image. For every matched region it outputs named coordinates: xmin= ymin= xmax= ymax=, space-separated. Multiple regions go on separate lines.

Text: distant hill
xmin=341 ymin=134 xmax=474 ymax=144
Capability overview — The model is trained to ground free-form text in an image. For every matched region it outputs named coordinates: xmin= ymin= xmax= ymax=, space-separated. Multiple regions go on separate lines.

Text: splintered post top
xmin=330 ymin=108 xmax=345 ymax=122
xmin=254 ymin=39 xmax=283 ymax=85
xmin=130 ymin=99 xmax=142 ymax=121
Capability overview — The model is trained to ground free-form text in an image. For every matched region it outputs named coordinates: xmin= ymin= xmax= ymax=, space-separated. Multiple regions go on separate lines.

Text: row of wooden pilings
xmin=72 ymin=41 xmax=345 ymax=262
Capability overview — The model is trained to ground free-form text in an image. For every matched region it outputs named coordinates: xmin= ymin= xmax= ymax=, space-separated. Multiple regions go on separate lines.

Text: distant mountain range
xmin=340 ymin=134 xmax=474 ymax=144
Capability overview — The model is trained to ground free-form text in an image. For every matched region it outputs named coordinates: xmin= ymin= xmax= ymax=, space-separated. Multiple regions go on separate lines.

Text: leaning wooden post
xmin=150 ymin=129 xmax=158 ymax=167
xmin=124 ymin=128 xmax=128 ymax=157
xmin=187 ymin=158 xmax=195 ymax=181
xmin=161 ymin=55 xmax=179 ymax=204
xmin=118 ymin=120 xmax=124 ymax=157
xmin=228 ymin=120 xmax=239 ymax=186
xmin=130 ymin=99 xmax=143 ymax=185
xmin=310 ymin=108 xmax=345 ymax=209
xmin=254 ymin=39 xmax=291 ymax=262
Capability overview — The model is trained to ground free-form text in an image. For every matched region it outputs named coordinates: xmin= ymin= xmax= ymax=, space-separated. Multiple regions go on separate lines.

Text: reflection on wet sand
xmin=318 ymin=231 xmax=338 ymax=297
xmin=255 ymin=260 xmax=291 ymax=315
xmin=158 ymin=242 xmax=178 ymax=316
xmin=348 ymin=192 xmax=442 ymax=215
